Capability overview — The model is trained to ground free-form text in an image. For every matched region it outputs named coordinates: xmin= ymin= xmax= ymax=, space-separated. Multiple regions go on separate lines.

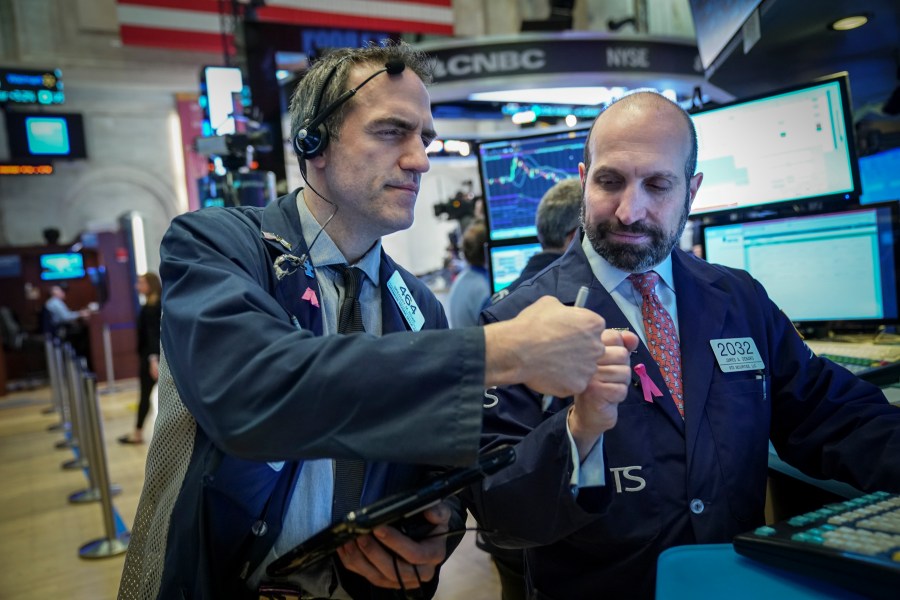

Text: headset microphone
xmin=293 ymin=60 xmax=407 ymax=160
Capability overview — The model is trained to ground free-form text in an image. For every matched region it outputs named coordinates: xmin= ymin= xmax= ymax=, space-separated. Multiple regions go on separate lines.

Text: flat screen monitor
xmin=859 ymin=147 xmax=900 ymax=205
xmin=488 ymin=240 xmax=543 ymax=293
xmin=688 ymin=0 xmax=763 ymax=71
xmin=477 ymin=127 xmax=588 ymax=241
xmin=5 ymin=111 xmax=87 ymax=159
xmin=689 ymin=74 xmax=859 ymax=217
xmin=40 ymin=253 xmax=85 ymax=281
xmin=702 ymin=204 xmax=899 ymax=330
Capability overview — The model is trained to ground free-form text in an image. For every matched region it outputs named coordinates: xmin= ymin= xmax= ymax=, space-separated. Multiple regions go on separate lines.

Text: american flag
xmin=117 ymin=0 xmax=454 ymax=53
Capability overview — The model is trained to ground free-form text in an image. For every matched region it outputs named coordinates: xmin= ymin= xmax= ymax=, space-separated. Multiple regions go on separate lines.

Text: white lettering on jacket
xmin=609 ymin=466 xmax=646 ymax=492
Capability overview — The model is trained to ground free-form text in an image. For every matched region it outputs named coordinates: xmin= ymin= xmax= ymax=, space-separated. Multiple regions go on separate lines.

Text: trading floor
xmin=0 ymin=381 xmax=500 ymax=599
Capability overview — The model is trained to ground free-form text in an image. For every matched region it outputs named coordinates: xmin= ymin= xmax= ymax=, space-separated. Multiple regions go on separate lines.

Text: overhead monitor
xmin=5 ymin=111 xmax=87 ymax=159
xmin=40 ymin=253 xmax=85 ymax=281
xmin=702 ymin=203 xmax=899 ymax=331
xmin=689 ymin=74 xmax=859 ymax=217
xmin=477 ymin=127 xmax=588 ymax=241
xmin=488 ymin=240 xmax=543 ymax=293
xmin=688 ymin=0 xmax=763 ymax=72
xmin=859 ymin=147 xmax=900 ymax=205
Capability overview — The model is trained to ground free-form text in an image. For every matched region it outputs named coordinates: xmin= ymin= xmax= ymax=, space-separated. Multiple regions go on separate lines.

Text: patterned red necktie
xmin=628 ymin=271 xmax=684 ymax=417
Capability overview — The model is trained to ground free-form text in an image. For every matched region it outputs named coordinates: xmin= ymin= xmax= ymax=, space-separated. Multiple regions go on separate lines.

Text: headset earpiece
xmin=293 ymin=58 xmax=406 ymax=162
xmin=293 ymin=122 xmax=328 ymax=159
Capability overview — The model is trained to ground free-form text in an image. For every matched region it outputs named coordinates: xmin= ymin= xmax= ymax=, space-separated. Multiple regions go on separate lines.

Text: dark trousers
xmin=135 ymin=359 xmax=155 ymax=429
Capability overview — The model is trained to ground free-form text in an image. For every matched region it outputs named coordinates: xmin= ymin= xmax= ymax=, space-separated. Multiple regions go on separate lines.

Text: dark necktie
xmin=628 ymin=271 xmax=685 ymax=417
xmin=332 ymin=265 xmax=367 ymax=522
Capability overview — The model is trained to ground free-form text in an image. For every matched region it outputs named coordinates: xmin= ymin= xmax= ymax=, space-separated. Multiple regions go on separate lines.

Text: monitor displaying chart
xmin=477 ymin=127 xmax=589 ymax=241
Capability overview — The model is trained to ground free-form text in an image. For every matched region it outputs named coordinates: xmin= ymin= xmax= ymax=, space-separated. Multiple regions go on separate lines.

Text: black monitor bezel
xmin=475 ymin=126 xmax=590 ymax=243
xmin=699 ymin=201 xmax=900 ymax=335
xmin=4 ymin=110 xmax=88 ymax=160
xmin=486 ymin=236 xmax=543 ymax=294
xmin=688 ymin=72 xmax=861 ymax=222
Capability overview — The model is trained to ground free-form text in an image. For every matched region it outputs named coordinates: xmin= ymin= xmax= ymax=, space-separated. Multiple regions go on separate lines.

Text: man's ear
xmin=687 ymin=172 xmax=704 ymax=208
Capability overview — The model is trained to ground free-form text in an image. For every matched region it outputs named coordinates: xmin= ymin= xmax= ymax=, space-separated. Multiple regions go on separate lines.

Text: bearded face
xmin=581 ymin=191 xmax=690 ymax=272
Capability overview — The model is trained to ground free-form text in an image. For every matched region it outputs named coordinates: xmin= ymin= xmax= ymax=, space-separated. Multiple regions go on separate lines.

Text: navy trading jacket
xmin=118 ymin=191 xmax=485 ymax=600
xmin=467 ymin=235 xmax=900 ymax=600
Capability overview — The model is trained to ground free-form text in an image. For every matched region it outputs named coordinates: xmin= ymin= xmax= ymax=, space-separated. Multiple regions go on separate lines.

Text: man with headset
xmin=119 ymin=42 xmax=630 ymax=600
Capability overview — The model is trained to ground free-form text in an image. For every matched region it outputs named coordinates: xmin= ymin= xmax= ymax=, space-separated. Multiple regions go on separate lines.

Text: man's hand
xmin=484 ymin=296 xmax=607 ymax=398
xmin=336 ymin=502 xmax=451 ymax=590
xmin=568 ymin=329 xmax=640 ymax=459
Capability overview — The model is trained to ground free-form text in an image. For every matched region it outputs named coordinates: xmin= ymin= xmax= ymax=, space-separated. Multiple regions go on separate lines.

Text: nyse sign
xmin=606 ymin=46 xmax=650 ymax=69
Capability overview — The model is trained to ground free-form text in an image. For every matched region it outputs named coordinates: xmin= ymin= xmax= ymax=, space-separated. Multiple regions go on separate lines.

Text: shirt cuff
xmin=565 ymin=416 xmax=607 ymax=490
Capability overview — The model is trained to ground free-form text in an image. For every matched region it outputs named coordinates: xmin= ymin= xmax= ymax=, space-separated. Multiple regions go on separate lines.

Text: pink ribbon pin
xmin=301 ymin=287 xmax=319 ymax=308
xmin=634 ymin=363 xmax=663 ymax=404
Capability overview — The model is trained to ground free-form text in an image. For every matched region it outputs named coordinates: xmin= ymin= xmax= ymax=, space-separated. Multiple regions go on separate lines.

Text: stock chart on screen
xmin=478 ymin=128 xmax=589 ymax=240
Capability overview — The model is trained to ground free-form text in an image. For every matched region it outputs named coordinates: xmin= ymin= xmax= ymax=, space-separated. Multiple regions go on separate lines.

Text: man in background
xmin=447 ymin=219 xmax=491 ymax=328
xmin=495 ymin=177 xmax=583 ymax=301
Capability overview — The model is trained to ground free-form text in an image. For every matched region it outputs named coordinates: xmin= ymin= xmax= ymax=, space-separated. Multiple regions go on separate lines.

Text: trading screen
xmin=478 ymin=128 xmax=588 ymax=240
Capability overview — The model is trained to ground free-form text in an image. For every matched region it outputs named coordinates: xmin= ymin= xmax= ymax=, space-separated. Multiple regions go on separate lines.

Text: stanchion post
xmin=101 ymin=323 xmax=116 ymax=393
xmin=41 ymin=335 xmax=60 ymax=416
xmin=78 ymin=372 xmax=129 ymax=558
xmin=61 ymin=346 xmax=89 ymax=471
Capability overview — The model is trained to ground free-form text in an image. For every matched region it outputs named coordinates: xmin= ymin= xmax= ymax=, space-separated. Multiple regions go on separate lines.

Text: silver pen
xmin=542 ymin=285 xmax=591 ymax=411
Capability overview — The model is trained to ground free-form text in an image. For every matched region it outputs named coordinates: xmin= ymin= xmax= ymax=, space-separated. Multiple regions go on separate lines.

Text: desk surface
xmin=656 ymin=544 xmax=866 ymax=599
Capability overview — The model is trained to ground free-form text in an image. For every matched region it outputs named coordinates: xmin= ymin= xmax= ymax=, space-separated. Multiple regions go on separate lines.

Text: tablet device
xmin=266 ymin=444 xmax=516 ymax=577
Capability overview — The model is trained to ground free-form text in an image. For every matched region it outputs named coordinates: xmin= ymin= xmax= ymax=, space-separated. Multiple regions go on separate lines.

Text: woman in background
xmin=118 ymin=272 xmax=162 ymax=444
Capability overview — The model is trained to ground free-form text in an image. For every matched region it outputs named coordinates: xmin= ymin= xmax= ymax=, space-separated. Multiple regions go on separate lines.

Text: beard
xmin=582 ymin=198 xmax=689 ymax=272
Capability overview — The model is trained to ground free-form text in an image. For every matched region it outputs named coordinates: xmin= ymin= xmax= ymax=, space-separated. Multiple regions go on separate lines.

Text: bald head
xmin=583 ymin=91 xmax=698 ymax=187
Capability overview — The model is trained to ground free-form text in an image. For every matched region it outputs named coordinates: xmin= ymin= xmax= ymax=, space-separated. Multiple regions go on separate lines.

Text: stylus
xmin=542 ymin=285 xmax=590 ymax=411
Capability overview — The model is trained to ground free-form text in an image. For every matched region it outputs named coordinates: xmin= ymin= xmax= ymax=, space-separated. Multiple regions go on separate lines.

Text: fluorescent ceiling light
xmin=469 ymin=87 xmax=627 ymax=106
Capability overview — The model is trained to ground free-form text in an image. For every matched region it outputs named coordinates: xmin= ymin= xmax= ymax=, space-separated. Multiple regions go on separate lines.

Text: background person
xmin=118 ymin=272 xmax=162 ymax=445
xmin=118 ymin=42 xmax=613 ymax=600
xmin=42 ymin=283 xmax=92 ymax=363
xmin=496 ymin=177 xmax=583 ymax=299
xmin=446 ymin=219 xmax=490 ymax=328
xmin=466 ymin=90 xmax=900 ymax=600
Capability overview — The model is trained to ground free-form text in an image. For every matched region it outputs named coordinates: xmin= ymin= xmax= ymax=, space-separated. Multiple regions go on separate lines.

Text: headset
xmin=293 ymin=58 xmax=406 ymax=160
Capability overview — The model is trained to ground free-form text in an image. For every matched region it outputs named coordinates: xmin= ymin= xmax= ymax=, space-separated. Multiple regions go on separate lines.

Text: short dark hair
xmin=461 ymin=220 xmax=487 ymax=267
xmin=288 ymin=41 xmax=433 ymax=162
xmin=583 ymin=91 xmax=698 ymax=186
xmin=536 ymin=178 xmax=582 ymax=250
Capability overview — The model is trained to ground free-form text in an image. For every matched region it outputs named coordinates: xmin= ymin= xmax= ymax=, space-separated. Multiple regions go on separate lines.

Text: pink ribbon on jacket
xmin=301 ymin=287 xmax=319 ymax=308
xmin=634 ymin=363 xmax=663 ymax=404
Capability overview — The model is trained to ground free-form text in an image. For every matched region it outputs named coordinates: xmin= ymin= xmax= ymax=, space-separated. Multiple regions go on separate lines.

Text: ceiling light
xmin=829 ymin=15 xmax=868 ymax=31
xmin=470 ymin=87 xmax=626 ymax=106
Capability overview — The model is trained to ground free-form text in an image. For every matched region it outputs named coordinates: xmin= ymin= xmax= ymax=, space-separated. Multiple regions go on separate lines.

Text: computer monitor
xmin=702 ymin=203 xmax=899 ymax=332
xmin=5 ymin=111 xmax=88 ymax=159
xmin=477 ymin=127 xmax=589 ymax=241
xmin=689 ymin=74 xmax=860 ymax=217
xmin=488 ymin=240 xmax=543 ymax=293
xmin=859 ymin=147 xmax=900 ymax=205
xmin=39 ymin=253 xmax=85 ymax=281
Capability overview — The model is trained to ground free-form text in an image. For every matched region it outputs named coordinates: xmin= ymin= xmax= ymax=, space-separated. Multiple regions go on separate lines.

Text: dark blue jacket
xmin=120 ymin=192 xmax=485 ymax=600
xmin=468 ymin=236 xmax=900 ymax=600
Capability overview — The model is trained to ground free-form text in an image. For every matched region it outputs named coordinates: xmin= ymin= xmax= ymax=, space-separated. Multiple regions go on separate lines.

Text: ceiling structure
xmin=704 ymin=0 xmax=900 ymax=150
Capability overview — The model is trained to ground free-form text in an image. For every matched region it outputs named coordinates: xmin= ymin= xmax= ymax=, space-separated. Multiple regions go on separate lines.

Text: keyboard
xmin=805 ymin=340 xmax=900 ymax=385
xmin=733 ymin=491 xmax=900 ymax=600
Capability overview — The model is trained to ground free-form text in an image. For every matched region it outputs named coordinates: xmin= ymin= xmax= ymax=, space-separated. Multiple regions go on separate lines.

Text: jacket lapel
xmin=671 ymin=250 xmax=731 ymax=455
